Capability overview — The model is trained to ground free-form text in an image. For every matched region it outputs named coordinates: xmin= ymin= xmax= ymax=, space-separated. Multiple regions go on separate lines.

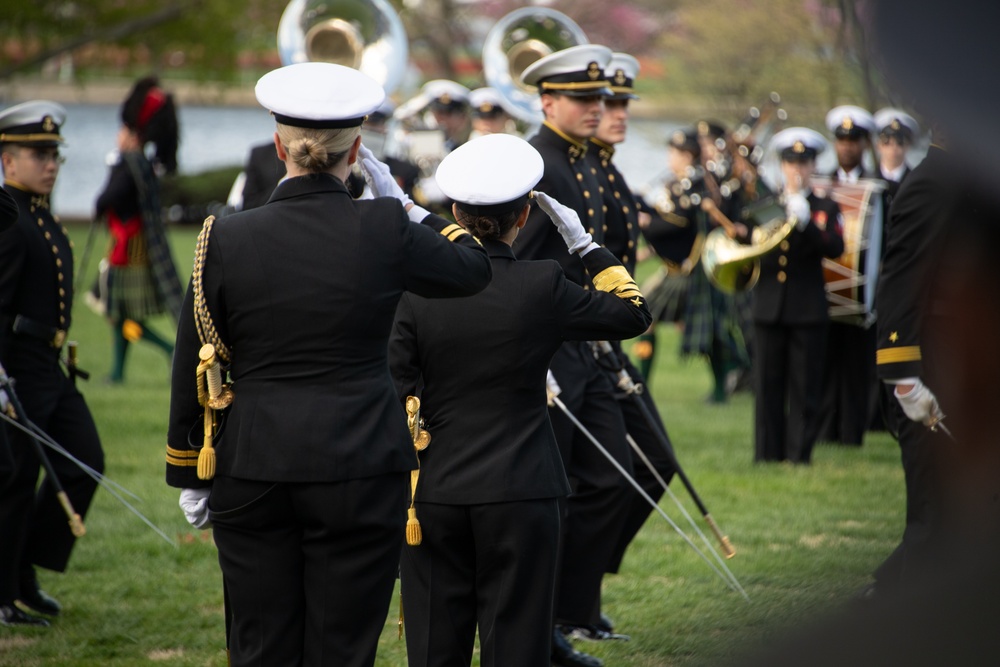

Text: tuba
xmin=277 ymin=0 xmax=408 ymax=95
xmin=482 ymin=7 xmax=589 ymax=125
xmin=701 ymin=198 xmax=795 ymax=293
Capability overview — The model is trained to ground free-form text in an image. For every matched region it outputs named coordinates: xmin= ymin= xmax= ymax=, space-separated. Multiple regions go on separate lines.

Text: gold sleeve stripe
xmin=167 ymin=454 xmax=199 ymax=467
xmin=592 ymin=265 xmax=642 ymax=300
xmin=440 ymin=224 xmax=470 ymax=242
xmin=876 ymin=346 xmax=922 ymax=365
xmin=166 ymin=445 xmax=198 ymax=459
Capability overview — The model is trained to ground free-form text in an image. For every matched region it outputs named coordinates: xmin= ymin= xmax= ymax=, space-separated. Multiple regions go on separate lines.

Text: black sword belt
xmin=12 ymin=314 xmax=67 ymax=348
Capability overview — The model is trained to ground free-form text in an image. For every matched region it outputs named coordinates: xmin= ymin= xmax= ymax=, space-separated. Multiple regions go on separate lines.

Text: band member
xmin=422 ymin=79 xmax=472 ymax=153
xmin=873 ymin=108 xmax=919 ymax=212
xmin=93 ymin=76 xmax=184 ymax=383
xmin=754 ymin=128 xmax=845 ymax=463
xmin=468 ymin=87 xmax=514 ymax=138
xmin=582 ymin=53 xmax=679 ymax=590
xmin=0 ymin=101 xmax=105 ymax=626
xmin=869 ymin=134 xmax=955 ymax=596
xmin=818 ymin=105 xmax=880 ymax=445
xmin=516 ymin=44 xmax=625 ymax=666
xmin=390 ymin=133 xmax=650 ymax=667
xmin=165 ymin=63 xmax=491 ymax=667
xmin=363 ymin=100 xmax=420 ymax=199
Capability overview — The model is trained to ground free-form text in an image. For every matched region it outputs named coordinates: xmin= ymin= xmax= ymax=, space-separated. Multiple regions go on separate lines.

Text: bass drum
xmin=812 ymin=177 xmax=886 ymax=327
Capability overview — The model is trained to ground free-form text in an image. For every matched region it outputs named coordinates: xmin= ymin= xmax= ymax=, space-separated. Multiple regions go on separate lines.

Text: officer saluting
xmin=1 ymin=101 xmax=105 ymax=626
xmin=753 ymin=128 xmax=845 ymax=463
xmin=390 ymin=133 xmax=650 ymax=667
xmin=165 ymin=63 xmax=491 ymax=667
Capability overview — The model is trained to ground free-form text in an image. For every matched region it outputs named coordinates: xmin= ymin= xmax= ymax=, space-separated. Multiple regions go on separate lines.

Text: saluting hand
xmin=785 ymin=192 xmax=811 ymax=231
xmin=534 ymin=191 xmax=597 ymax=255
xmin=358 ymin=144 xmax=412 ymax=206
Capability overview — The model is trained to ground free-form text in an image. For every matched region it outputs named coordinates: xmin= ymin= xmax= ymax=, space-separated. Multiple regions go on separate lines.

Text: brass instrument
xmin=701 ymin=198 xmax=794 ymax=293
xmin=276 ymin=0 xmax=408 ymax=94
xmin=482 ymin=7 xmax=589 ymax=125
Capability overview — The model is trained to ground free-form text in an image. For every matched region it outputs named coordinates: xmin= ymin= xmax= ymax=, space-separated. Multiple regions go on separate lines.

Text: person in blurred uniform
xmin=390 ymin=133 xmax=650 ymax=667
xmin=873 ymin=108 xmax=919 ymax=212
xmin=0 ymin=101 xmax=104 ymax=626
xmin=93 ymin=76 xmax=184 ymax=383
xmin=423 ymin=79 xmax=472 ymax=153
xmin=753 ymin=128 xmax=844 ymax=463
xmin=583 ymin=53 xmax=679 ymax=587
xmin=468 ymin=87 xmax=514 ymax=138
xmin=165 ymin=63 xmax=491 ymax=667
xmin=818 ymin=105 xmax=880 ymax=445
xmin=516 ymin=44 xmax=624 ymax=667
xmin=362 ymin=100 xmax=420 ymax=199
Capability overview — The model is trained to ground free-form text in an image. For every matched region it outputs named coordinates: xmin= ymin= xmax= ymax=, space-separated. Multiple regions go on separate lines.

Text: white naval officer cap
xmin=422 ymin=80 xmax=471 ymax=111
xmin=0 ymin=100 xmax=67 ymax=146
xmin=770 ymin=127 xmax=829 ymax=162
xmin=825 ymin=105 xmax=876 ymax=139
xmin=606 ymin=53 xmax=641 ymax=100
xmin=468 ymin=87 xmax=505 ymax=116
xmin=435 ymin=133 xmax=544 ymax=216
xmin=873 ymin=107 xmax=920 ymax=141
xmin=520 ymin=44 xmax=614 ymax=97
xmin=255 ymin=62 xmax=386 ymax=129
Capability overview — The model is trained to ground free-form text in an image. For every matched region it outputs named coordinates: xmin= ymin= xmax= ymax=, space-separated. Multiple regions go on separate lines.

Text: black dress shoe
xmin=552 ymin=627 xmax=603 ymax=667
xmin=0 ymin=604 xmax=49 ymax=627
xmin=560 ymin=623 xmax=631 ymax=642
xmin=595 ymin=612 xmax=614 ymax=633
xmin=18 ymin=571 xmax=61 ymax=616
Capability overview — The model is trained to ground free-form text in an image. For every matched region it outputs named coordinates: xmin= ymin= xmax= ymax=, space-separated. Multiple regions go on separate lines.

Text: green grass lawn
xmin=0 ymin=225 xmax=904 ymax=666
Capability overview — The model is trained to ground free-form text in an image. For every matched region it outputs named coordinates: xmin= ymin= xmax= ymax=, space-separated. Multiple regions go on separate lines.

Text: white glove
xmin=179 ymin=488 xmax=212 ymax=530
xmin=534 ymin=191 xmax=597 ymax=255
xmin=545 ymin=369 xmax=562 ymax=407
xmin=785 ymin=192 xmax=810 ymax=231
xmin=358 ymin=144 xmax=412 ymax=207
xmin=894 ymin=379 xmax=943 ymax=425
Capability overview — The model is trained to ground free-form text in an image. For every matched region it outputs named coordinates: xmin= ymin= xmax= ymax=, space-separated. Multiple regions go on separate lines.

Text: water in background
xmin=45 ymin=102 xmax=891 ymax=219
xmin=49 ymin=102 xmax=683 ymax=219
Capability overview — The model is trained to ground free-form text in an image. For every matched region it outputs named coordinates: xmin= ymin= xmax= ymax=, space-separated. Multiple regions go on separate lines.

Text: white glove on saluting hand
xmin=785 ymin=192 xmax=811 ymax=231
xmin=358 ymin=144 xmax=409 ymax=204
xmin=894 ymin=379 xmax=943 ymax=425
xmin=534 ymin=191 xmax=597 ymax=255
xmin=179 ymin=488 xmax=212 ymax=530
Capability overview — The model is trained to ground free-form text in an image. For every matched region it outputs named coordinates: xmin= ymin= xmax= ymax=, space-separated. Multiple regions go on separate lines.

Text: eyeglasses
xmin=19 ymin=150 xmax=66 ymax=166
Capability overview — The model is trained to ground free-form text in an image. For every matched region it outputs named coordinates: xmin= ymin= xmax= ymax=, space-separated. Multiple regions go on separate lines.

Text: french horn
xmin=482 ymin=7 xmax=589 ymax=125
xmin=277 ymin=0 xmax=408 ymax=95
xmin=701 ymin=198 xmax=795 ymax=293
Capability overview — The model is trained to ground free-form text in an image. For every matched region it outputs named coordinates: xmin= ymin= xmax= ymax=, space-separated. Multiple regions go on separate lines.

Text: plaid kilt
xmin=680 ymin=264 xmax=748 ymax=365
xmin=641 ymin=266 xmax=688 ymax=324
xmin=106 ymin=263 xmax=165 ymax=321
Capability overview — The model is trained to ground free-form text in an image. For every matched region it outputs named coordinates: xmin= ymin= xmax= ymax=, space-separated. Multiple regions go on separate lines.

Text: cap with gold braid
xmin=770 ymin=127 xmax=829 ymax=163
xmin=825 ymin=104 xmax=875 ymax=140
xmin=874 ymin=107 xmax=919 ymax=142
xmin=605 ymin=52 xmax=640 ymax=101
xmin=520 ymin=44 xmax=614 ymax=98
xmin=0 ymin=100 xmax=67 ymax=147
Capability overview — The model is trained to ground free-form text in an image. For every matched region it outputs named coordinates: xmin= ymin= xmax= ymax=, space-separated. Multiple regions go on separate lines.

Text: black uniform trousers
xmin=754 ymin=322 xmax=828 ymax=462
xmin=208 ymin=473 xmax=406 ymax=667
xmin=873 ymin=390 xmax=944 ymax=590
xmin=0 ymin=350 xmax=102 ymax=604
xmin=818 ymin=322 xmax=876 ymax=445
xmin=547 ymin=341 xmax=632 ymax=626
xmin=400 ymin=499 xmax=560 ymax=667
xmin=605 ymin=347 xmax=677 ymax=574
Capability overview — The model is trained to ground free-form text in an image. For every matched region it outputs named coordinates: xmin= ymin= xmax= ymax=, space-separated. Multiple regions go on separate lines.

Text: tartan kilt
xmin=680 ymin=265 xmax=749 ymax=365
xmin=642 ymin=266 xmax=688 ymax=324
xmin=105 ymin=264 xmax=166 ymax=322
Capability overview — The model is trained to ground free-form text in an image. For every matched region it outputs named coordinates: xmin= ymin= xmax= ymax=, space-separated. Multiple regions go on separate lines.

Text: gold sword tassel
xmin=196 ymin=344 xmax=234 ymax=480
xmin=404 ymin=396 xmax=431 ymax=546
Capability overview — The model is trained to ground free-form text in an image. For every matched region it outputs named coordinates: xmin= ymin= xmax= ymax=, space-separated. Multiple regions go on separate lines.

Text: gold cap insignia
xmin=842 ymin=116 xmax=853 ymax=130
xmin=793 ymin=140 xmax=805 ymax=153
xmin=480 ymin=103 xmax=494 ymax=113
xmin=439 ymin=93 xmax=451 ymax=105
xmin=890 ymin=119 xmax=901 ymax=130
xmin=587 ymin=62 xmax=601 ymax=80
xmin=614 ymin=69 xmax=627 ymax=86
xmin=697 ymin=120 xmax=709 ymax=135
xmin=42 ymin=116 xmax=55 ymax=132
